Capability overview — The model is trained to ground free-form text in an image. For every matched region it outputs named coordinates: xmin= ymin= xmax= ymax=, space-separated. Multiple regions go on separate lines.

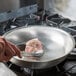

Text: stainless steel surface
xmin=44 ymin=0 xmax=76 ymax=20
xmin=3 ymin=26 xmax=75 ymax=69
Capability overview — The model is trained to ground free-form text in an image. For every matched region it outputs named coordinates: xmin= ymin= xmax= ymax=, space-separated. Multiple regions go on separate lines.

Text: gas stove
xmin=1 ymin=13 xmax=76 ymax=76
xmin=6 ymin=61 xmax=67 ymax=76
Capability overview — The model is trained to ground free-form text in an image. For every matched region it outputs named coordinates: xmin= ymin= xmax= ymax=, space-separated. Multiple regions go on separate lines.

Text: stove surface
xmin=2 ymin=13 xmax=76 ymax=76
xmin=6 ymin=60 xmax=76 ymax=76
xmin=6 ymin=61 xmax=69 ymax=76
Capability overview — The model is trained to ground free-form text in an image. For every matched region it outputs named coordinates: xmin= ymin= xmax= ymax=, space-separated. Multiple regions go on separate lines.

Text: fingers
xmin=0 ymin=50 xmax=12 ymax=62
xmin=3 ymin=38 xmax=21 ymax=57
xmin=0 ymin=55 xmax=12 ymax=62
xmin=2 ymin=38 xmax=16 ymax=58
xmin=0 ymin=45 xmax=16 ymax=62
xmin=3 ymin=38 xmax=21 ymax=58
xmin=0 ymin=37 xmax=21 ymax=60
xmin=7 ymin=41 xmax=22 ymax=58
xmin=0 ymin=37 xmax=21 ymax=62
xmin=4 ymin=41 xmax=16 ymax=56
xmin=0 ymin=43 xmax=5 ymax=54
xmin=4 ymin=49 xmax=14 ymax=62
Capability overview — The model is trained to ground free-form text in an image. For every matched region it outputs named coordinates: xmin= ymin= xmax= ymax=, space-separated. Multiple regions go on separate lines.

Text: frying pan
xmin=44 ymin=0 xmax=76 ymax=20
xmin=3 ymin=25 xmax=75 ymax=69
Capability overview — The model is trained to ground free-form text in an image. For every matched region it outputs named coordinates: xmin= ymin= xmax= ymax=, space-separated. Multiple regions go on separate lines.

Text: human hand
xmin=0 ymin=36 xmax=21 ymax=62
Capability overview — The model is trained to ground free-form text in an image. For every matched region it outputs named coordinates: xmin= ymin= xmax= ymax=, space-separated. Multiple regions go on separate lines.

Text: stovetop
xmin=6 ymin=60 xmax=76 ymax=76
xmin=1 ymin=13 xmax=76 ymax=76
